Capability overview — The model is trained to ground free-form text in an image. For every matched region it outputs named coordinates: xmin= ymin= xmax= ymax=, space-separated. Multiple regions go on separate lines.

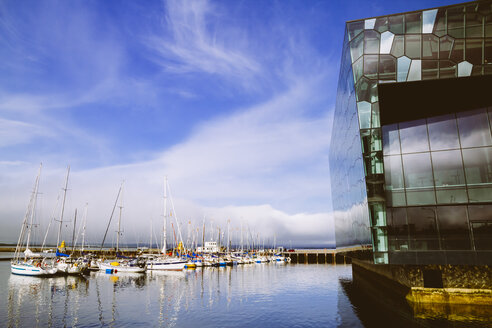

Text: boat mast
xmin=227 ymin=219 xmax=230 ymax=253
xmin=71 ymin=209 xmax=77 ymax=253
xmin=100 ymin=181 xmax=123 ymax=252
xmin=162 ymin=176 xmax=168 ymax=255
xmin=24 ymin=164 xmax=42 ymax=256
xmin=116 ymin=181 xmax=124 ymax=253
xmin=81 ymin=203 xmax=88 ymax=253
xmin=56 ymin=165 xmax=70 ymax=250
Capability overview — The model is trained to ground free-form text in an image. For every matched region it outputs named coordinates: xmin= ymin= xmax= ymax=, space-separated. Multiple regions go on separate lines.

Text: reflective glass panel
xmin=382 ymin=124 xmax=400 ymax=155
xmin=388 ymin=208 xmax=409 ymax=251
xmin=391 ymin=35 xmax=404 ymax=57
xmin=357 ymin=101 xmax=371 ymax=129
xmin=462 ymin=147 xmax=492 ymax=184
xmin=465 ymin=12 xmax=483 ymax=38
xmin=450 ymin=39 xmax=465 ymax=63
xmin=468 ymin=205 xmax=492 ymax=250
xmin=384 ymin=155 xmax=405 ymax=190
xmin=364 ymin=55 xmax=378 ymax=79
xmin=427 ymin=114 xmax=460 ymax=151
xmin=422 ymin=34 xmax=439 ymax=59
xmin=353 ymin=57 xmax=363 ymax=82
xmin=397 ymin=56 xmax=411 ymax=82
xmin=374 ymin=17 xmax=388 ymax=32
xmin=436 ymin=206 xmax=471 ymax=250
xmin=403 ymin=153 xmax=436 ymax=205
xmin=350 ymin=34 xmax=364 ymax=63
xmin=422 ymin=60 xmax=439 ymax=80
xmin=432 ymin=150 xmax=468 ymax=204
xmin=457 ymin=109 xmax=492 ymax=147
xmin=486 ymin=39 xmax=492 ymax=64
xmin=364 ymin=30 xmax=380 ymax=54
xmin=439 ymin=60 xmax=456 ymax=79
xmin=378 ymin=55 xmax=396 ymax=81
xmin=347 ymin=20 xmax=364 ymax=41
xmin=399 ymin=119 xmax=429 ymax=153
xmin=388 ymin=15 xmax=404 ymax=34
xmin=422 ymin=9 xmax=438 ymax=34
xmin=405 ymin=12 xmax=422 ymax=34
xmin=439 ymin=35 xmax=454 ymax=60
xmin=405 ymin=35 xmax=421 ymax=59
xmin=407 ymin=59 xmax=421 ymax=81
xmin=433 ymin=10 xmax=446 ymax=37
xmin=371 ymin=102 xmax=380 ymax=128
xmin=465 ymin=38 xmax=483 ymax=65
xmin=380 ymin=31 xmax=394 ymax=54
xmin=407 ymin=207 xmax=440 ymax=250
xmin=447 ymin=6 xmax=465 ymax=38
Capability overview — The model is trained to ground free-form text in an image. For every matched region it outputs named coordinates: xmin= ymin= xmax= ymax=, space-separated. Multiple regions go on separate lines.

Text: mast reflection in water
xmin=1 ymin=262 xmax=490 ymax=327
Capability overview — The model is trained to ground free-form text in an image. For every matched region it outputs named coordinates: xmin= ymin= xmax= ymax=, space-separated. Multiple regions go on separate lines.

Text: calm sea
xmin=0 ymin=261 xmax=489 ymax=327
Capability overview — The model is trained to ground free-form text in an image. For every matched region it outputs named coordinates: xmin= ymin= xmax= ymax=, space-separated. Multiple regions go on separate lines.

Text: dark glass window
xmin=447 ymin=6 xmax=465 ymax=38
xmin=457 ymin=109 xmax=492 ymax=148
xmin=432 ymin=150 xmax=468 ymax=204
xmin=427 ymin=114 xmax=460 ymax=151
xmin=382 ymin=124 xmax=400 ymax=155
xmin=437 ymin=206 xmax=471 ymax=250
xmin=384 ymin=155 xmax=406 ymax=206
xmin=388 ymin=208 xmax=409 ymax=251
xmin=462 ymin=147 xmax=492 ymax=202
xmin=407 ymin=207 xmax=440 ymax=250
xmin=379 ymin=55 xmax=396 ymax=81
xmin=364 ymin=55 xmax=379 ymax=79
xmin=399 ymin=119 xmax=429 ymax=153
xmin=468 ymin=205 xmax=492 ymax=250
xmin=465 ymin=38 xmax=483 ymax=65
xmin=403 ymin=153 xmax=436 ymax=205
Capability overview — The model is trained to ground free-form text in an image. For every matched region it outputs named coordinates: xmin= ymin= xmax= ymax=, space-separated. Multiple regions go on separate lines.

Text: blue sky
xmin=0 ymin=0 xmax=464 ymax=246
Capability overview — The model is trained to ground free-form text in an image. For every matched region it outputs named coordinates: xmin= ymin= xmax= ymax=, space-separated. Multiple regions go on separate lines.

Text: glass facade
xmin=330 ymin=1 xmax=492 ymax=264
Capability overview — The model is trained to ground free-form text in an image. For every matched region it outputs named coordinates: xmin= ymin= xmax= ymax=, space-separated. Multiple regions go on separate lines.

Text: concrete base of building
xmin=352 ymin=258 xmax=492 ymax=321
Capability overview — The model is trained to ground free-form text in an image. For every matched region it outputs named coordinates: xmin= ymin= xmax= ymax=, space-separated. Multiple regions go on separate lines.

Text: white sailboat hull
xmin=11 ymin=262 xmax=57 ymax=276
xmin=99 ymin=262 xmax=146 ymax=273
xmin=147 ymin=259 xmax=186 ymax=271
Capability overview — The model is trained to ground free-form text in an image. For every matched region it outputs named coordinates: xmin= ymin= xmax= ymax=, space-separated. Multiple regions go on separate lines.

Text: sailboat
xmin=99 ymin=182 xmax=146 ymax=273
xmin=11 ymin=164 xmax=57 ymax=276
xmin=147 ymin=177 xmax=186 ymax=271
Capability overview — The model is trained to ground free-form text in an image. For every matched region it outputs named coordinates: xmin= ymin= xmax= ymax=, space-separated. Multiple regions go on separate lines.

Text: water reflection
xmin=2 ymin=263 xmax=491 ymax=327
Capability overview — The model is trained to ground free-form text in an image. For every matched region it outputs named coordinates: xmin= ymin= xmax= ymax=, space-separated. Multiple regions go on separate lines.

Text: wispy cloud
xmin=146 ymin=0 xmax=261 ymax=87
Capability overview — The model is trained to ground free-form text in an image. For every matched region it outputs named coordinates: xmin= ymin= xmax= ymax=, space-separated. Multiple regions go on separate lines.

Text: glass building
xmin=330 ymin=1 xmax=492 ymax=264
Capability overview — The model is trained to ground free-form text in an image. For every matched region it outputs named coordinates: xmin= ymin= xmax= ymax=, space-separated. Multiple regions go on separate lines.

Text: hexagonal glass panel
xmin=357 ymin=101 xmax=372 ymax=129
xmin=353 ymin=57 xmax=363 ymax=83
xmin=439 ymin=35 xmax=454 ymax=60
xmin=356 ymin=78 xmax=378 ymax=103
xmin=347 ymin=20 xmax=364 ymax=41
xmin=380 ymin=31 xmax=394 ymax=54
xmin=365 ymin=18 xmax=376 ymax=30
xmin=458 ymin=61 xmax=473 ymax=77
xmin=433 ymin=10 xmax=446 ymax=37
xmin=422 ymin=9 xmax=438 ymax=33
xmin=379 ymin=55 xmax=396 ymax=81
xmin=371 ymin=102 xmax=381 ymax=128
xmin=449 ymin=39 xmax=464 ymax=63
xmin=390 ymin=35 xmax=404 ymax=57
xmin=364 ymin=30 xmax=380 ymax=54
xmin=407 ymin=60 xmax=422 ymax=81
xmin=364 ymin=54 xmax=379 ymax=79
xmin=405 ymin=12 xmax=422 ymax=34
xmin=350 ymin=33 xmax=364 ymax=63
xmin=405 ymin=35 xmax=421 ymax=59
xmin=422 ymin=34 xmax=439 ymax=59
xmin=447 ymin=6 xmax=465 ymax=38
xmin=374 ymin=17 xmax=389 ymax=32
xmin=388 ymin=15 xmax=404 ymax=34
xmin=397 ymin=56 xmax=411 ymax=82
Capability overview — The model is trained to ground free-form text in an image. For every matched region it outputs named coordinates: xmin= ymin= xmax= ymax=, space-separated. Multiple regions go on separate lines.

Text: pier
xmin=283 ymin=245 xmax=372 ymax=264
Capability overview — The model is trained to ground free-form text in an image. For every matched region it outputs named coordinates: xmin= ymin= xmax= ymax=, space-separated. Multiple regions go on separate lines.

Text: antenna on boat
xmin=100 ymin=181 xmax=123 ymax=252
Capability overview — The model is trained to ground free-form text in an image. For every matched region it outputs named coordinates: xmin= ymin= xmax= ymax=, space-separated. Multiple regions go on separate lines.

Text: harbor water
xmin=0 ymin=261 xmax=489 ymax=327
